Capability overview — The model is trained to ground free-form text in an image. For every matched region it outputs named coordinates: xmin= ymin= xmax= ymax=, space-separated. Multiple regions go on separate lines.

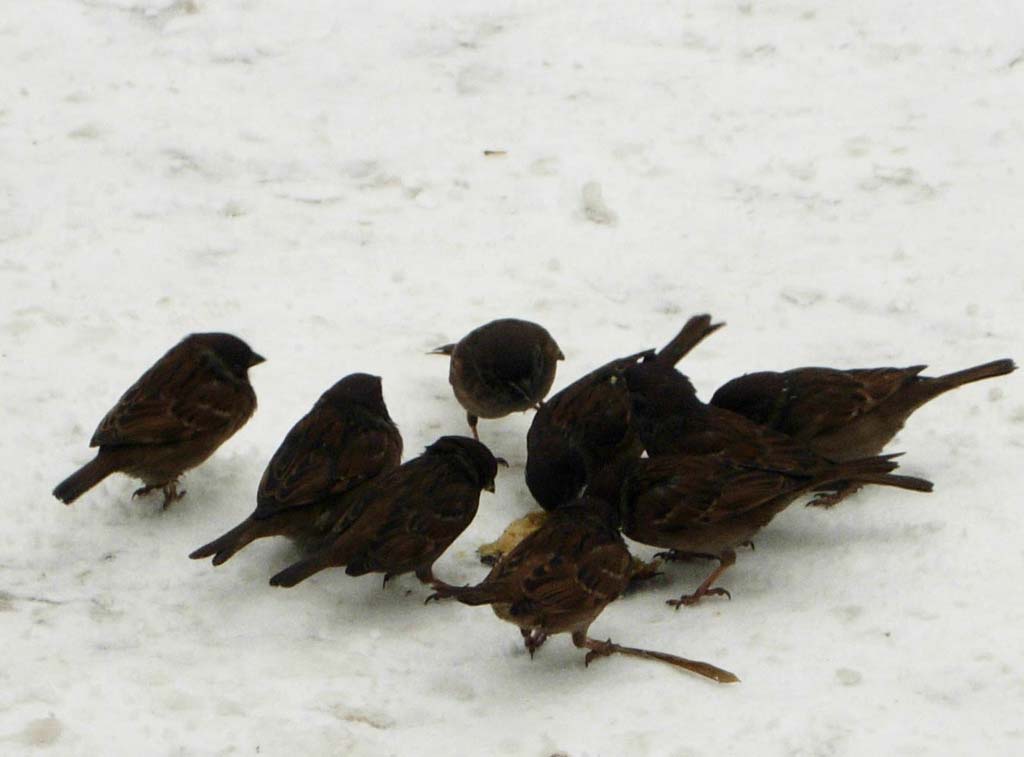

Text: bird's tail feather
xmin=53 ymin=455 xmax=117 ymax=505
xmin=824 ymin=453 xmax=932 ymax=493
xmin=932 ymin=359 xmax=1016 ymax=391
xmin=189 ymin=518 xmax=268 ymax=565
xmin=846 ymin=472 xmax=934 ymax=493
xmin=655 ymin=314 xmax=724 ymax=367
xmin=429 ymin=582 xmax=506 ymax=606
xmin=269 ymin=553 xmax=334 ymax=587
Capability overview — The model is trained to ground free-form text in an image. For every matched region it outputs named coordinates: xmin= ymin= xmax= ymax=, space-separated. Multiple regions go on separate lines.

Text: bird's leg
xmin=466 ymin=413 xmax=479 ymax=441
xmin=133 ymin=481 xmax=184 ymax=507
xmin=808 ymin=482 xmax=863 ymax=509
xmin=570 ymin=631 xmax=739 ymax=683
xmin=160 ymin=481 xmax=185 ymax=509
xmin=667 ymin=548 xmax=737 ymax=608
xmin=132 ymin=484 xmax=158 ymax=499
xmin=574 ymin=633 xmax=615 ymax=667
xmin=415 ymin=565 xmax=459 ymax=593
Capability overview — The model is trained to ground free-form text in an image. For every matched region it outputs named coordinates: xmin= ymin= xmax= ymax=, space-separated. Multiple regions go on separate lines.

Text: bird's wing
xmin=442 ymin=512 xmax=629 ymax=626
xmin=256 ymin=407 xmax=400 ymax=515
xmin=90 ymin=344 xmax=251 ymax=447
xmin=318 ymin=460 xmax=475 ymax=575
xmin=716 ymin=367 xmax=926 ymax=441
xmin=630 ymin=455 xmax=806 ymax=527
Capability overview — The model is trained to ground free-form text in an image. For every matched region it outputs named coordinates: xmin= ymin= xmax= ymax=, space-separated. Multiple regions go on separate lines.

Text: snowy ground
xmin=3 ymin=0 xmax=1022 ymax=754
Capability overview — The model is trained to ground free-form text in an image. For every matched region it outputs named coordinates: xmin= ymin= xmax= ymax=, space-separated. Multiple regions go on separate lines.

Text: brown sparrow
xmin=53 ymin=332 xmax=263 ymax=508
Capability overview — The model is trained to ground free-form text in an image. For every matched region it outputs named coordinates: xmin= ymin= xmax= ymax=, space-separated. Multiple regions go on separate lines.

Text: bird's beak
xmin=484 ymin=480 xmax=496 ymax=493
xmin=249 ymin=353 xmax=267 ymax=366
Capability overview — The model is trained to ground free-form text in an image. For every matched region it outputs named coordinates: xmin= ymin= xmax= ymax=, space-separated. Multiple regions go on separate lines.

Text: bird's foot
xmin=415 ymin=566 xmax=461 ymax=596
xmin=583 ymin=638 xmax=616 ymax=667
xmin=132 ymin=484 xmax=157 ymax=499
xmin=133 ymin=481 xmax=185 ymax=509
xmin=666 ymin=548 xmax=736 ymax=608
xmin=160 ymin=482 xmax=185 ymax=509
xmin=666 ymin=586 xmax=731 ymax=609
xmin=808 ymin=492 xmax=843 ymax=508
xmin=808 ymin=483 xmax=862 ymax=509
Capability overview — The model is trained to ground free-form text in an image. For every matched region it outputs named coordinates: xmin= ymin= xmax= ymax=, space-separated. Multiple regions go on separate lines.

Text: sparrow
xmin=621 ymin=361 xmax=933 ymax=605
xmin=431 ymin=318 xmax=564 ymax=439
xmin=525 ymin=314 xmax=723 ymax=511
xmin=53 ymin=332 xmax=264 ymax=508
xmin=269 ymin=436 xmax=502 ymax=591
xmin=710 ymin=359 xmax=1016 ymax=459
xmin=428 ymin=496 xmax=738 ymax=683
xmin=189 ymin=373 xmax=403 ymax=565
xmin=618 ymin=451 xmax=932 ymax=607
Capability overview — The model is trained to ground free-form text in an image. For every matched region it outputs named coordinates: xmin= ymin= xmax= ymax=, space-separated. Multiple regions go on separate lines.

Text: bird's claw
xmin=584 ymin=639 xmax=614 ymax=667
xmin=808 ymin=493 xmax=841 ymax=508
xmin=160 ymin=487 xmax=185 ymax=509
xmin=666 ymin=586 xmax=731 ymax=609
xmin=134 ymin=482 xmax=185 ymax=509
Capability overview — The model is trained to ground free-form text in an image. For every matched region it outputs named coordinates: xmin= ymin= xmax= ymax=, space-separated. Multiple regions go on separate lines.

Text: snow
xmin=3 ymin=0 xmax=1022 ymax=754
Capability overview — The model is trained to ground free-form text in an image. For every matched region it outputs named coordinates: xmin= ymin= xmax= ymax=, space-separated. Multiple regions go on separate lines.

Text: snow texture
xmin=3 ymin=0 xmax=1022 ymax=755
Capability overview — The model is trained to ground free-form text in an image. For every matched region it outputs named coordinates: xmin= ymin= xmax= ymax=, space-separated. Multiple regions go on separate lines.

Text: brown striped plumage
xmin=190 ymin=373 xmax=402 ymax=565
xmin=54 ymin=333 xmax=263 ymax=508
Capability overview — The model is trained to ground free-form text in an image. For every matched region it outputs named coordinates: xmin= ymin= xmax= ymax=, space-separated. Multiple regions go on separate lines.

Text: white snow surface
xmin=3 ymin=0 xmax=1022 ymax=754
